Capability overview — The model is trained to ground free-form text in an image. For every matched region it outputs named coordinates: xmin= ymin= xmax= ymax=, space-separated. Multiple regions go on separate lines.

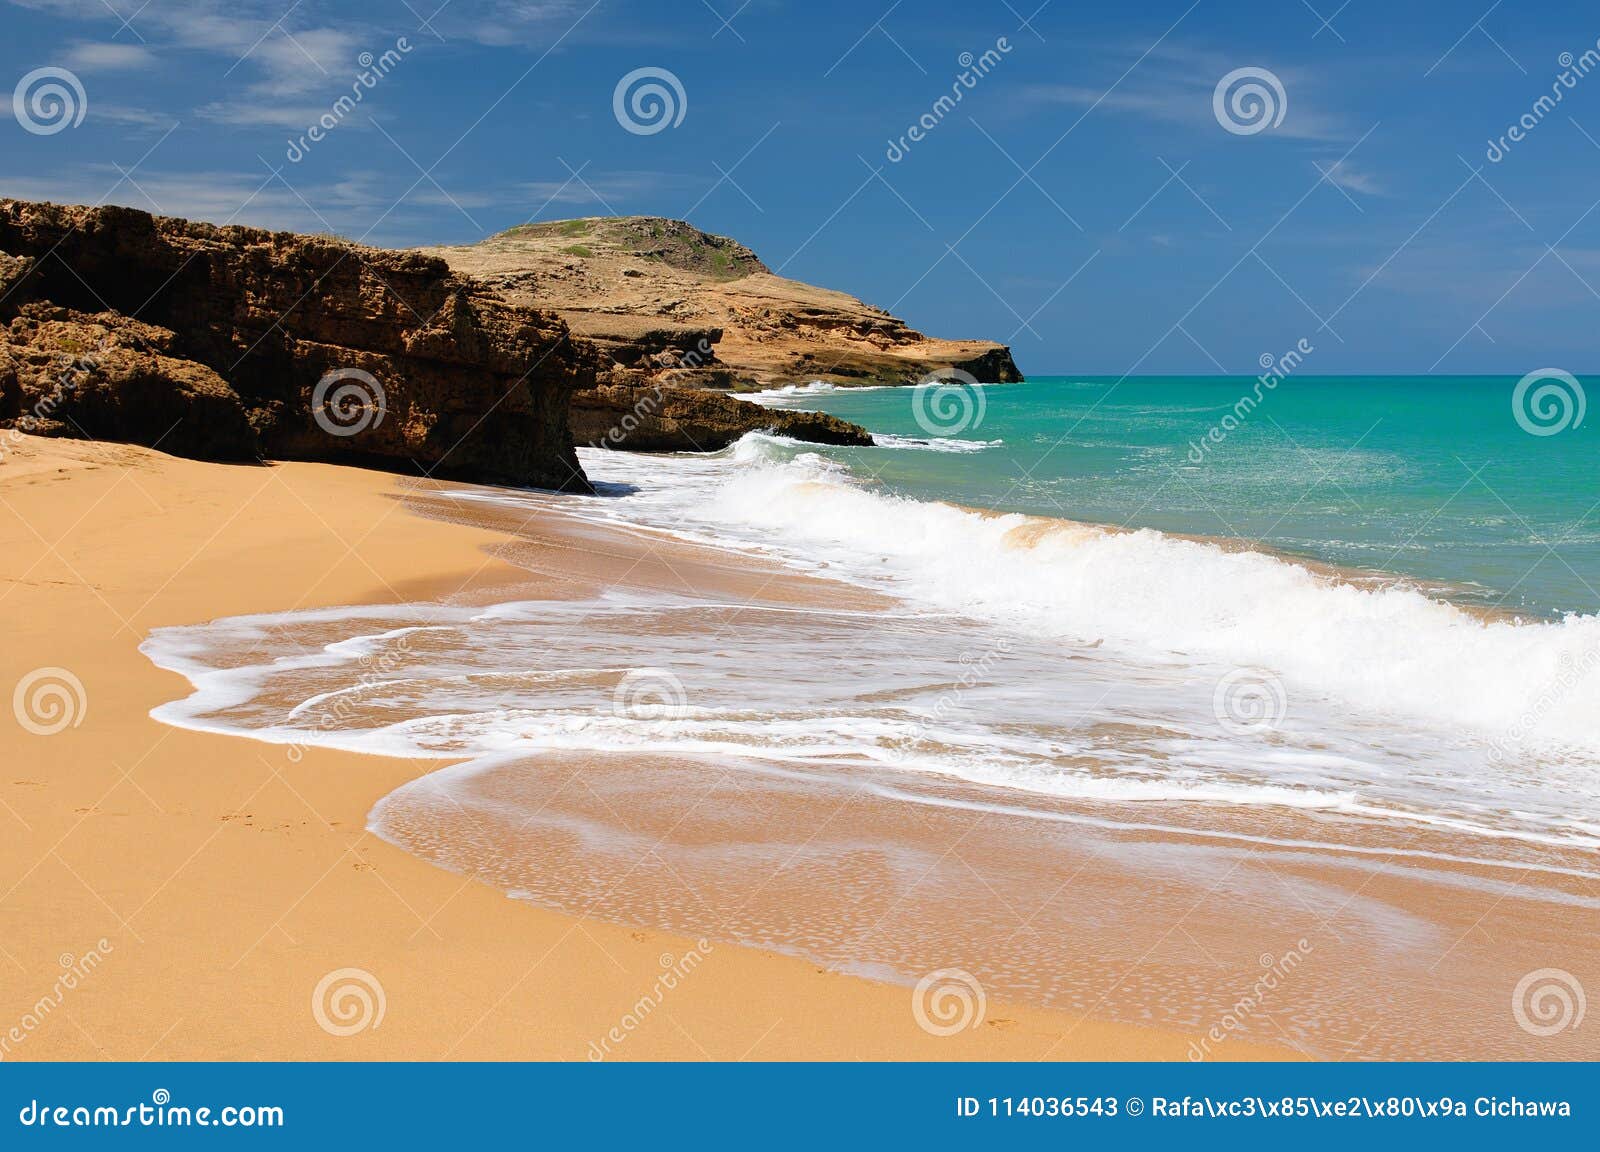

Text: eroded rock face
xmin=0 ymin=200 xmax=598 ymax=491
xmin=571 ymin=380 xmax=874 ymax=452
xmin=0 ymin=305 xmax=256 ymax=460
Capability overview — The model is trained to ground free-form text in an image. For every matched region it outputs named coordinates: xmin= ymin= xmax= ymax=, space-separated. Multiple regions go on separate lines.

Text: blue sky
xmin=3 ymin=0 xmax=1599 ymax=374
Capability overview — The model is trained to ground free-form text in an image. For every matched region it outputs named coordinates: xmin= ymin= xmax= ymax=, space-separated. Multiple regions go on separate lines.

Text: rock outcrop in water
xmin=0 ymin=200 xmax=598 ymax=491
xmin=571 ymin=379 xmax=874 ymax=451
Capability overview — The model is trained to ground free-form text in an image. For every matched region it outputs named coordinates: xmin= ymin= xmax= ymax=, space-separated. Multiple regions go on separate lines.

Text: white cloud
xmin=194 ymin=101 xmax=350 ymax=131
xmin=63 ymin=42 xmax=155 ymax=71
xmin=91 ymin=104 xmax=180 ymax=130
xmin=242 ymin=26 xmax=366 ymax=97
xmin=1017 ymin=41 xmax=1349 ymax=143
xmin=450 ymin=0 xmax=603 ymax=48
xmin=517 ymin=171 xmax=680 ymax=208
xmin=0 ymin=162 xmax=617 ymax=246
xmin=0 ymin=162 xmax=427 ymax=234
xmin=1317 ymin=160 xmax=1384 ymax=196
xmin=0 ymin=167 xmax=308 ymax=228
xmin=12 ymin=0 xmax=368 ymax=110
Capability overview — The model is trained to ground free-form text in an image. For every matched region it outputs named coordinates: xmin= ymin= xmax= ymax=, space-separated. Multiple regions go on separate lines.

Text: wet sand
xmin=0 ymin=434 xmax=1292 ymax=1060
xmin=390 ymin=477 xmax=1600 ymax=1060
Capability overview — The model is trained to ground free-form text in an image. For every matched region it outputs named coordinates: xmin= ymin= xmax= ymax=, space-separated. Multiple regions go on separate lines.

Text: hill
xmin=422 ymin=216 xmax=1022 ymax=390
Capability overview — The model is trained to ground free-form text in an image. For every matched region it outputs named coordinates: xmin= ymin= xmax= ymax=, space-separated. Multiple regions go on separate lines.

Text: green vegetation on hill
xmin=491 ymin=215 xmax=769 ymax=280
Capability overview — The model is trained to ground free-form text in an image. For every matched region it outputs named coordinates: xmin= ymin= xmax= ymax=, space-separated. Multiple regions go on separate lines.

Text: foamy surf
xmin=872 ymin=433 xmax=1002 ymax=453
xmin=137 ymin=431 xmax=1600 ymax=875
xmin=742 ymin=379 xmax=839 ymax=404
xmin=563 ymin=434 xmax=1600 ymax=763
xmin=139 ymin=588 xmax=1600 ymax=871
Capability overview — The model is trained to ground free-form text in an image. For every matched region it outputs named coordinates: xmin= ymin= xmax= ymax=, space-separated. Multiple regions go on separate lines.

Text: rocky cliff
xmin=423 ymin=217 xmax=1024 ymax=391
xmin=0 ymin=200 xmax=598 ymax=491
xmin=1 ymin=202 xmax=1015 ymax=474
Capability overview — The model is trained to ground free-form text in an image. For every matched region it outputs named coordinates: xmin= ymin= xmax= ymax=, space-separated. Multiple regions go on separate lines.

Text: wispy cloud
xmin=0 ymin=167 xmax=308 ymax=228
xmin=454 ymin=0 xmax=600 ymax=48
xmin=91 ymin=104 xmax=181 ymax=131
xmin=1016 ymin=41 xmax=1349 ymax=143
xmin=63 ymin=41 xmax=155 ymax=71
xmin=1318 ymin=160 xmax=1385 ymax=196
xmin=0 ymin=162 xmax=659 ymax=245
xmin=0 ymin=164 xmax=436 ymax=241
xmin=12 ymin=0 xmax=369 ymax=121
xmin=517 ymin=171 xmax=679 ymax=208
xmin=193 ymin=102 xmax=350 ymax=131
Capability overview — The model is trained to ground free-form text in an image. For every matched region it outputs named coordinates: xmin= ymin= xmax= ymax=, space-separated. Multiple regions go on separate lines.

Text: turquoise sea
xmin=143 ymin=371 xmax=1600 ymax=857
xmin=759 ymin=375 xmax=1596 ymax=618
xmin=142 ymin=372 xmax=1600 ymax=1058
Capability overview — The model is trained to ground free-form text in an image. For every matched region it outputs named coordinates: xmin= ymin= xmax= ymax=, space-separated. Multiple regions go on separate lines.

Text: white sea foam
xmin=136 ymin=430 xmax=1600 ymax=870
xmin=872 ymin=433 xmax=1001 ymax=453
xmin=139 ymin=585 xmax=1600 ymax=862
xmin=567 ymin=434 xmax=1600 ymax=762
xmin=741 ymin=380 xmax=843 ymax=406
xmin=743 ymin=380 xmax=905 ymax=407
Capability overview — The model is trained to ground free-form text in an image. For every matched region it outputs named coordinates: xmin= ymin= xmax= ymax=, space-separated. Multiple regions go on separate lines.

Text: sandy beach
xmin=0 ymin=433 xmax=1301 ymax=1061
xmin=7 ymin=0 xmax=1600 ymax=1089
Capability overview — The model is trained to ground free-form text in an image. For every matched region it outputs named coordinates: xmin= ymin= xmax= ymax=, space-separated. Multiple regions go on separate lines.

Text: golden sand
xmin=0 ymin=435 xmax=1294 ymax=1060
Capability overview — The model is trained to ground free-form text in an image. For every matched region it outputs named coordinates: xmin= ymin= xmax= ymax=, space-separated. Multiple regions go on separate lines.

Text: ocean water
xmin=138 ymin=374 xmax=1600 ymax=1054
xmin=752 ymin=375 xmax=1598 ymax=618
xmin=142 ymin=374 xmax=1600 ymax=863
